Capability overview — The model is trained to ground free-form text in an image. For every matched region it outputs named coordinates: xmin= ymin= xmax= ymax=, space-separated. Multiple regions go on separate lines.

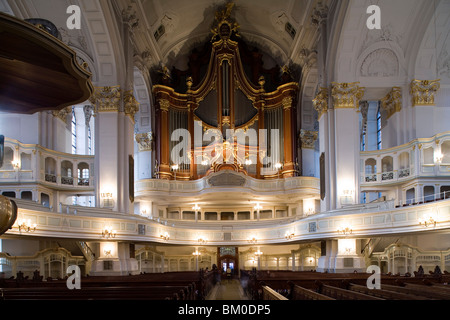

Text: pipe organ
xmin=153 ymin=5 xmax=299 ymax=180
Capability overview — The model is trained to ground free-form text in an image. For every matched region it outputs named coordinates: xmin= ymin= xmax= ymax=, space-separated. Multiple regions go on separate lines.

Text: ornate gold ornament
xmin=312 ymin=87 xmax=328 ymax=119
xmin=52 ymin=106 xmax=72 ymax=122
xmin=300 ymin=130 xmax=318 ymax=149
xmin=89 ymin=86 xmax=121 ymax=112
xmin=159 ymin=99 xmax=170 ymax=112
xmin=331 ymin=82 xmax=365 ymax=109
xmin=123 ymin=90 xmax=140 ymax=120
xmin=210 ymin=2 xmax=240 ymax=42
xmin=381 ymin=87 xmax=402 ymax=119
xmin=410 ymin=79 xmax=440 ymax=106
xmin=135 ymin=132 xmax=154 ymax=152
xmin=282 ymin=97 xmax=293 ymax=110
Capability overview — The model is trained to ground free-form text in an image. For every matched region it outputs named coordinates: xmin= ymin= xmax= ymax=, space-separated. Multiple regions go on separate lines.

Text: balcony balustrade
xmin=0 ymin=138 xmax=94 ymax=190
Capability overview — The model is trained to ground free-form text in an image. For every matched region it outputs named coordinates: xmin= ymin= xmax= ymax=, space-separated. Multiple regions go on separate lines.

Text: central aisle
xmin=207 ymin=279 xmax=250 ymax=300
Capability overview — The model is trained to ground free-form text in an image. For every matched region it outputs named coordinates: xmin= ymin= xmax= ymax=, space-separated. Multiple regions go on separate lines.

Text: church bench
xmin=0 ymin=285 xmax=190 ymax=300
xmin=380 ymin=284 xmax=450 ymax=300
xmin=261 ymin=285 xmax=289 ymax=300
xmin=315 ymin=282 xmax=384 ymax=300
xmin=346 ymin=283 xmax=430 ymax=300
xmin=288 ymin=282 xmax=335 ymax=300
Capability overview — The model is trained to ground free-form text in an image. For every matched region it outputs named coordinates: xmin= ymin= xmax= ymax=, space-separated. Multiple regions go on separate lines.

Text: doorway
xmin=217 ymin=247 xmax=239 ymax=279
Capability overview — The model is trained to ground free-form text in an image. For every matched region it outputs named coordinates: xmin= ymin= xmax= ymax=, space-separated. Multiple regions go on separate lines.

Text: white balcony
xmin=360 ymin=131 xmax=450 ymax=187
xmin=0 ymin=138 xmax=94 ymax=190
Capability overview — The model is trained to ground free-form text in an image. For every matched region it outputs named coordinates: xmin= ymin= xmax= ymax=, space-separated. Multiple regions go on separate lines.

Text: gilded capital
xmin=282 ymin=96 xmax=293 ymax=110
xmin=135 ymin=132 xmax=154 ymax=151
xmin=312 ymin=87 xmax=328 ymax=119
xmin=300 ymin=129 xmax=318 ymax=149
xmin=89 ymin=86 xmax=121 ymax=112
xmin=331 ymin=82 xmax=365 ymax=109
xmin=123 ymin=90 xmax=140 ymax=120
xmin=381 ymin=87 xmax=402 ymax=119
xmin=410 ymin=79 xmax=440 ymax=106
xmin=52 ymin=106 xmax=71 ymax=122
xmin=159 ymin=99 xmax=170 ymax=112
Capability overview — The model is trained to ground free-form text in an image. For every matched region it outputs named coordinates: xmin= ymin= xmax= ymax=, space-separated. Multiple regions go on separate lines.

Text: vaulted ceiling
xmin=123 ymin=0 xmax=324 ymax=73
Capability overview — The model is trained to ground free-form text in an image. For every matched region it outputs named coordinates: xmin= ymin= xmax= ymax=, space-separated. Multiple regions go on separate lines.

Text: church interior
xmin=0 ymin=0 xmax=450 ymax=301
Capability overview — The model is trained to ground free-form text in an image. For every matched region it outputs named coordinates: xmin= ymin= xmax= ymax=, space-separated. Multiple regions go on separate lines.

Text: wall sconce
xmin=193 ymin=250 xmax=201 ymax=256
xmin=255 ymin=250 xmax=263 ymax=256
xmin=104 ymin=249 xmax=112 ymax=257
xmin=285 ymin=232 xmax=294 ymax=240
xmin=248 ymin=237 xmax=257 ymax=244
xmin=419 ymin=216 xmax=437 ymax=228
xmin=245 ymin=158 xmax=252 ymax=166
xmin=11 ymin=160 xmax=20 ymax=170
xmin=102 ymin=226 xmax=116 ymax=239
xmin=198 ymin=237 xmax=207 ymax=245
xmin=160 ymin=232 xmax=170 ymax=241
xmin=337 ymin=226 xmax=353 ymax=235
xmin=435 ymin=152 xmax=443 ymax=164
xmin=306 ymin=208 xmax=315 ymax=216
xmin=18 ymin=219 xmax=36 ymax=233
xmin=192 ymin=204 xmax=201 ymax=212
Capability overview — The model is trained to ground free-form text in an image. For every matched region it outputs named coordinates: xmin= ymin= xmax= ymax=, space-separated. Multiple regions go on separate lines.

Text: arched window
xmin=365 ymin=158 xmax=377 ymax=182
xmin=77 ymin=162 xmax=90 ymax=186
xmin=44 ymin=157 xmax=57 ymax=183
xmin=381 ymin=156 xmax=393 ymax=181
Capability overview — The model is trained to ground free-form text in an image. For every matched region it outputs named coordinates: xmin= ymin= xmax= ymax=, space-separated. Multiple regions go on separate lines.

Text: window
xmin=361 ymin=130 xmax=366 ymax=151
xmin=71 ymin=107 xmax=77 ymax=154
xmin=377 ymin=105 xmax=382 ymax=150
xmin=285 ymin=22 xmax=296 ymax=39
xmin=88 ymin=127 xmax=92 ymax=155
xmin=154 ymin=24 xmax=165 ymax=41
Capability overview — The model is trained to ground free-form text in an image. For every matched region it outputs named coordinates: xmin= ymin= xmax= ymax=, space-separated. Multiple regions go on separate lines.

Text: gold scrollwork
xmin=123 ymin=90 xmax=140 ymax=120
xmin=300 ymin=130 xmax=318 ymax=149
xmin=381 ymin=87 xmax=402 ymax=119
xmin=89 ymin=86 xmax=121 ymax=112
xmin=312 ymin=87 xmax=328 ymax=119
xmin=331 ymin=82 xmax=365 ymax=109
xmin=410 ymin=79 xmax=440 ymax=106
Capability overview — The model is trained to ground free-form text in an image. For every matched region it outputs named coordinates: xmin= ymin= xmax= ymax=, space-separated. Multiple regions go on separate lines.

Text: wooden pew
xmin=345 ymin=283 xmax=430 ymax=300
xmin=380 ymin=283 xmax=450 ymax=300
xmin=261 ymin=285 xmax=288 ymax=300
xmin=315 ymin=281 xmax=384 ymax=300
xmin=0 ymin=286 xmax=186 ymax=300
xmin=288 ymin=281 xmax=335 ymax=300
xmin=0 ymin=270 xmax=216 ymax=300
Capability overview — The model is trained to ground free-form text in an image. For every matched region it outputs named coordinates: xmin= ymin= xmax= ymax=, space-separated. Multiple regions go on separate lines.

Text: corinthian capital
xmin=311 ymin=2 xmax=328 ymax=27
xmin=89 ymin=86 xmax=121 ymax=112
xmin=313 ymin=87 xmax=328 ymax=119
xmin=331 ymin=82 xmax=365 ymax=109
xmin=300 ymin=130 xmax=318 ymax=149
xmin=135 ymin=132 xmax=154 ymax=151
xmin=381 ymin=87 xmax=402 ymax=119
xmin=410 ymin=79 xmax=440 ymax=106
xmin=123 ymin=90 xmax=140 ymax=120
